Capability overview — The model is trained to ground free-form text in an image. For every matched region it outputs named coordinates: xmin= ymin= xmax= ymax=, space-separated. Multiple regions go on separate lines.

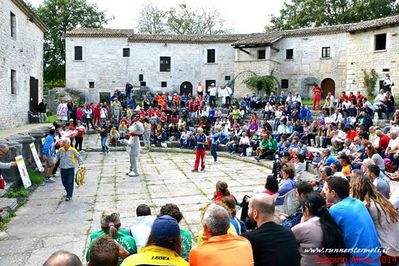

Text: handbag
xmin=0 ymin=175 xmax=6 ymax=190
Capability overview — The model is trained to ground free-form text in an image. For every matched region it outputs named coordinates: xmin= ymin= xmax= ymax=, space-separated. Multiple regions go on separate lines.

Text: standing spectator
xmin=312 ymin=84 xmax=322 ymax=110
xmin=130 ymin=204 xmax=155 ymax=249
xmin=56 ymin=100 xmax=68 ymax=123
xmin=125 ymin=82 xmax=133 ymax=100
xmin=86 ymin=210 xmax=136 ymax=265
xmin=121 ymin=215 xmax=188 ymax=266
xmin=292 ymin=192 xmax=347 ymax=266
xmin=43 ymin=250 xmax=82 ymax=266
xmin=325 ymin=176 xmax=381 ymax=265
xmin=74 ymin=120 xmax=86 ymax=151
xmin=189 ymin=204 xmax=254 ymax=266
xmin=383 ymin=73 xmax=394 ymax=93
xmin=225 ymin=85 xmax=232 ymax=107
xmin=192 ymin=127 xmax=207 ymax=172
xmin=159 ymin=203 xmax=193 ymax=261
xmin=243 ymin=193 xmax=300 ymax=266
xmin=84 ymin=104 xmax=93 ymax=129
xmin=209 ymin=83 xmax=217 ymax=107
xmin=42 ymin=129 xmax=56 ymax=183
xmin=88 ymin=237 xmax=119 ymax=266
xmin=92 ymin=103 xmax=101 ymax=127
xmin=98 ymin=123 xmax=110 ymax=154
xmin=196 ymin=81 xmax=204 ymax=97
xmin=55 ymin=138 xmax=83 ymax=201
xmin=351 ymin=175 xmax=399 ymax=265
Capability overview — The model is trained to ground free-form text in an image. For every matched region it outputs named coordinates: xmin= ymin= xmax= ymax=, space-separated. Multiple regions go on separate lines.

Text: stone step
xmin=0 ymin=198 xmax=18 ymax=219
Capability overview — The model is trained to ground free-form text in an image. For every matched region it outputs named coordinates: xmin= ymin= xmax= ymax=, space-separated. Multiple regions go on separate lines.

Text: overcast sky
xmin=27 ymin=0 xmax=286 ymax=33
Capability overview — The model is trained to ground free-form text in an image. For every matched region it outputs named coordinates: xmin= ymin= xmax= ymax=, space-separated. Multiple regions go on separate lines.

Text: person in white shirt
xmin=238 ymin=132 xmax=251 ymax=156
xmin=218 ymin=86 xmax=229 ymax=107
xmin=130 ymin=204 xmax=155 ymax=249
xmin=383 ymin=73 xmax=394 ymax=93
xmin=209 ymin=83 xmax=217 ymax=107
xmin=292 ymin=92 xmax=302 ymax=106
xmin=225 ymin=86 xmax=233 ymax=107
xmin=330 ymin=108 xmax=343 ymax=123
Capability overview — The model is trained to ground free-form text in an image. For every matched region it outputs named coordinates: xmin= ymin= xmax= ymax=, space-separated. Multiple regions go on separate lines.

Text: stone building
xmin=65 ymin=15 xmax=399 ymax=101
xmin=0 ymin=0 xmax=46 ymax=129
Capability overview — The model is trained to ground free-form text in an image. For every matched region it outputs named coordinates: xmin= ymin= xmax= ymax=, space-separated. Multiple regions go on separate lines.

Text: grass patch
xmin=0 ymin=216 xmax=11 ymax=231
xmin=29 ymin=170 xmax=45 ymax=185
xmin=45 ymin=114 xmax=57 ymax=123
xmin=5 ymin=187 xmax=29 ymax=198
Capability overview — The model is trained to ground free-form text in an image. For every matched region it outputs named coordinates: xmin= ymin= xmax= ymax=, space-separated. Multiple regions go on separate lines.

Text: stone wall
xmin=346 ymin=26 xmax=399 ymax=96
xmin=0 ymin=0 xmax=44 ymax=129
xmin=66 ymin=38 xmax=236 ymax=103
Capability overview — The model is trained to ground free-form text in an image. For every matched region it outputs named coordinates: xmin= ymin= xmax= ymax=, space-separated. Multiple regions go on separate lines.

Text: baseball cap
xmin=150 ymin=215 xmax=180 ymax=241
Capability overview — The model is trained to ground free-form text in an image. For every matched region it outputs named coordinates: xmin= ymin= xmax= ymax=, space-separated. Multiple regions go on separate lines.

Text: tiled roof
xmin=11 ymin=0 xmax=47 ymax=32
xmin=66 ymin=15 xmax=399 ymax=46
xmin=65 ymin=28 xmax=135 ymax=38
xmin=233 ymin=15 xmax=399 ymax=47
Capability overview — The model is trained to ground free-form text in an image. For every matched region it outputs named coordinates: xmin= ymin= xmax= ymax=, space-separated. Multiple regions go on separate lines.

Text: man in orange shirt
xmin=189 ymin=204 xmax=254 ymax=266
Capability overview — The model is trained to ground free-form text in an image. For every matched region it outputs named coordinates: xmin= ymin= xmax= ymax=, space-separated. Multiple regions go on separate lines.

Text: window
xmin=161 ymin=81 xmax=167 ymax=87
xmin=258 ymin=50 xmax=266 ymax=59
xmin=89 ymin=82 xmax=95 ymax=88
xmin=11 ymin=69 xmax=16 ymax=94
xmin=140 ymin=81 xmax=146 ymax=87
xmin=321 ymin=47 xmax=331 ymax=58
xmin=139 ymin=74 xmax=144 ymax=81
xmin=10 ymin=12 xmax=16 ymax=38
xmin=74 ymin=46 xmax=83 ymax=60
xmin=281 ymin=79 xmax=289 ymax=89
xmin=225 ymin=76 xmax=231 ymax=81
xmin=123 ymin=48 xmax=130 ymax=57
xmin=160 ymin=56 xmax=171 ymax=72
xmin=207 ymin=49 xmax=216 ymax=63
xmin=382 ymin=68 xmax=390 ymax=72
xmin=286 ymin=49 xmax=293 ymax=59
xmin=375 ymin=33 xmax=387 ymax=51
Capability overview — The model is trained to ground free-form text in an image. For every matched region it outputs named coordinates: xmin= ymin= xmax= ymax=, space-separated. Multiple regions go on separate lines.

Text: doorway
xmin=180 ymin=81 xmax=193 ymax=96
xmin=99 ymin=92 xmax=111 ymax=104
xmin=321 ymin=78 xmax=335 ymax=98
xmin=29 ymin=77 xmax=39 ymax=111
xmin=205 ymin=80 xmax=216 ymax=94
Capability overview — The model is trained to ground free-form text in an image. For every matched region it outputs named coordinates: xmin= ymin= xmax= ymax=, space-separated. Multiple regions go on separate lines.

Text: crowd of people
xmin=42 ymin=83 xmax=399 ymax=265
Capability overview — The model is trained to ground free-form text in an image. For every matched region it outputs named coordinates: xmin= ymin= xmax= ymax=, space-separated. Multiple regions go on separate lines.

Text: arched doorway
xmin=321 ymin=78 xmax=335 ymax=98
xmin=180 ymin=81 xmax=193 ymax=96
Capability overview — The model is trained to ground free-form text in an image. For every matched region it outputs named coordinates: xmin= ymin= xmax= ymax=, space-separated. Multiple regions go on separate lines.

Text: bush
xmin=29 ymin=170 xmax=45 ymax=185
xmin=244 ymin=75 xmax=280 ymax=95
xmin=5 ymin=187 xmax=29 ymax=198
xmin=362 ymin=69 xmax=378 ymax=97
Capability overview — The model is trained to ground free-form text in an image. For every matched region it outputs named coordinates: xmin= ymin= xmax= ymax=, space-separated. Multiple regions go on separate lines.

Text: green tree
xmin=244 ymin=75 xmax=280 ymax=95
xmin=362 ymin=69 xmax=379 ymax=97
xmin=269 ymin=0 xmax=399 ymax=30
xmin=137 ymin=3 xmax=231 ymax=34
xmin=36 ymin=0 xmax=110 ymax=83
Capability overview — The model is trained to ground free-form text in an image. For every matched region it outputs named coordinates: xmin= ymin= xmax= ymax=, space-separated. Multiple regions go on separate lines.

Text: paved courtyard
xmin=0 ymin=134 xmax=270 ymax=265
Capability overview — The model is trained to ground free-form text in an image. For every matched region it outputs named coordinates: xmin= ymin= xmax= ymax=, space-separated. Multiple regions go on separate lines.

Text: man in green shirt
xmin=256 ymin=134 xmax=277 ymax=161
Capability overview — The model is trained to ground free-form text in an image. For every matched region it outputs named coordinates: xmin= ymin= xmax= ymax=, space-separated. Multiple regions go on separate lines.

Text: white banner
xmin=30 ymin=143 xmax=44 ymax=172
xmin=15 ymin=155 xmax=31 ymax=188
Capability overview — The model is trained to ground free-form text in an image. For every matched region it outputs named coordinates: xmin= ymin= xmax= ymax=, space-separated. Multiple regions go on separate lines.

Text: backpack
xmin=384 ymin=158 xmax=398 ymax=173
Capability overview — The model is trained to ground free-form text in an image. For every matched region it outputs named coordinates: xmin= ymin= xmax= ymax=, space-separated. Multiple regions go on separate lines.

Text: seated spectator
xmin=338 ymin=154 xmax=352 ymax=177
xmin=88 ymin=237 xmax=119 ymax=266
xmin=276 ymin=166 xmax=296 ymax=206
xmin=325 ymin=176 xmax=381 ymax=265
xmin=119 ymin=120 xmax=128 ymax=140
xmin=366 ymin=164 xmax=390 ymax=199
xmin=243 ymin=193 xmax=300 ymax=266
xmin=293 ymin=154 xmax=306 ymax=181
xmin=279 ymin=181 xmax=313 ymax=229
xmin=351 ymin=175 xmax=399 ymax=263
xmin=255 ymin=134 xmax=277 ymax=162
xmin=213 ymin=181 xmax=236 ymax=203
xmin=189 ymin=204 xmax=254 ymax=266
xmin=222 ymin=196 xmax=247 ymax=235
xmin=121 ymin=215 xmax=188 ymax=266
xmin=159 ymin=204 xmax=193 ymax=261
xmin=365 ymin=144 xmax=385 ymax=171
xmin=130 ymin=204 xmax=155 ymax=249
xmin=292 ymin=192 xmax=347 ymax=265
xmin=109 ymin=127 xmax=120 ymax=146
xmin=44 ymin=250 xmax=82 ymax=266
xmin=86 ymin=210 xmax=136 ymax=265
xmin=237 ymin=132 xmax=251 ymax=156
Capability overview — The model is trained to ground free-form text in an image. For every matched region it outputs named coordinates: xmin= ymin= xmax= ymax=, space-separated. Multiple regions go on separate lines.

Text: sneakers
xmin=45 ymin=177 xmax=55 ymax=183
xmin=240 ymin=153 xmax=244 ymax=157
xmin=128 ymin=171 xmax=139 ymax=177
xmin=255 ymin=156 xmax=260 ymax=162
xmin=65 ymin=197 xmax=71 ymax=201
xmin=200 ymin=168 xmax=205 ymax=172
xmin=126 ymin=170 xmax=131 ymax=175
xmin=191 ymin=169 xmax=198 ymax=172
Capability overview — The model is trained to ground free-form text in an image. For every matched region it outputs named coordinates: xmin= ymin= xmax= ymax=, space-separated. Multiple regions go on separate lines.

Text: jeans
xmin=61 ymin=168 xmax=75 ymax=198
xmin=101 ymin=136 xmax=109 ymax=153
xmin=211 ymin=143 xmax=218 ymax=161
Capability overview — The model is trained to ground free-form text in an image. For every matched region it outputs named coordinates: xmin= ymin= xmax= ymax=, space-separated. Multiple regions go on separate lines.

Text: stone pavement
xmin=0 ymin=133 xmax=270 ymax=265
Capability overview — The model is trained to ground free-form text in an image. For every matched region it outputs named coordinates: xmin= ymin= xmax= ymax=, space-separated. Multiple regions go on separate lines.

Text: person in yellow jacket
xmin=56 ymin=138 xmax=83 ymax=201
xmin=121 ymin=215 xmax=188 ymax=266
